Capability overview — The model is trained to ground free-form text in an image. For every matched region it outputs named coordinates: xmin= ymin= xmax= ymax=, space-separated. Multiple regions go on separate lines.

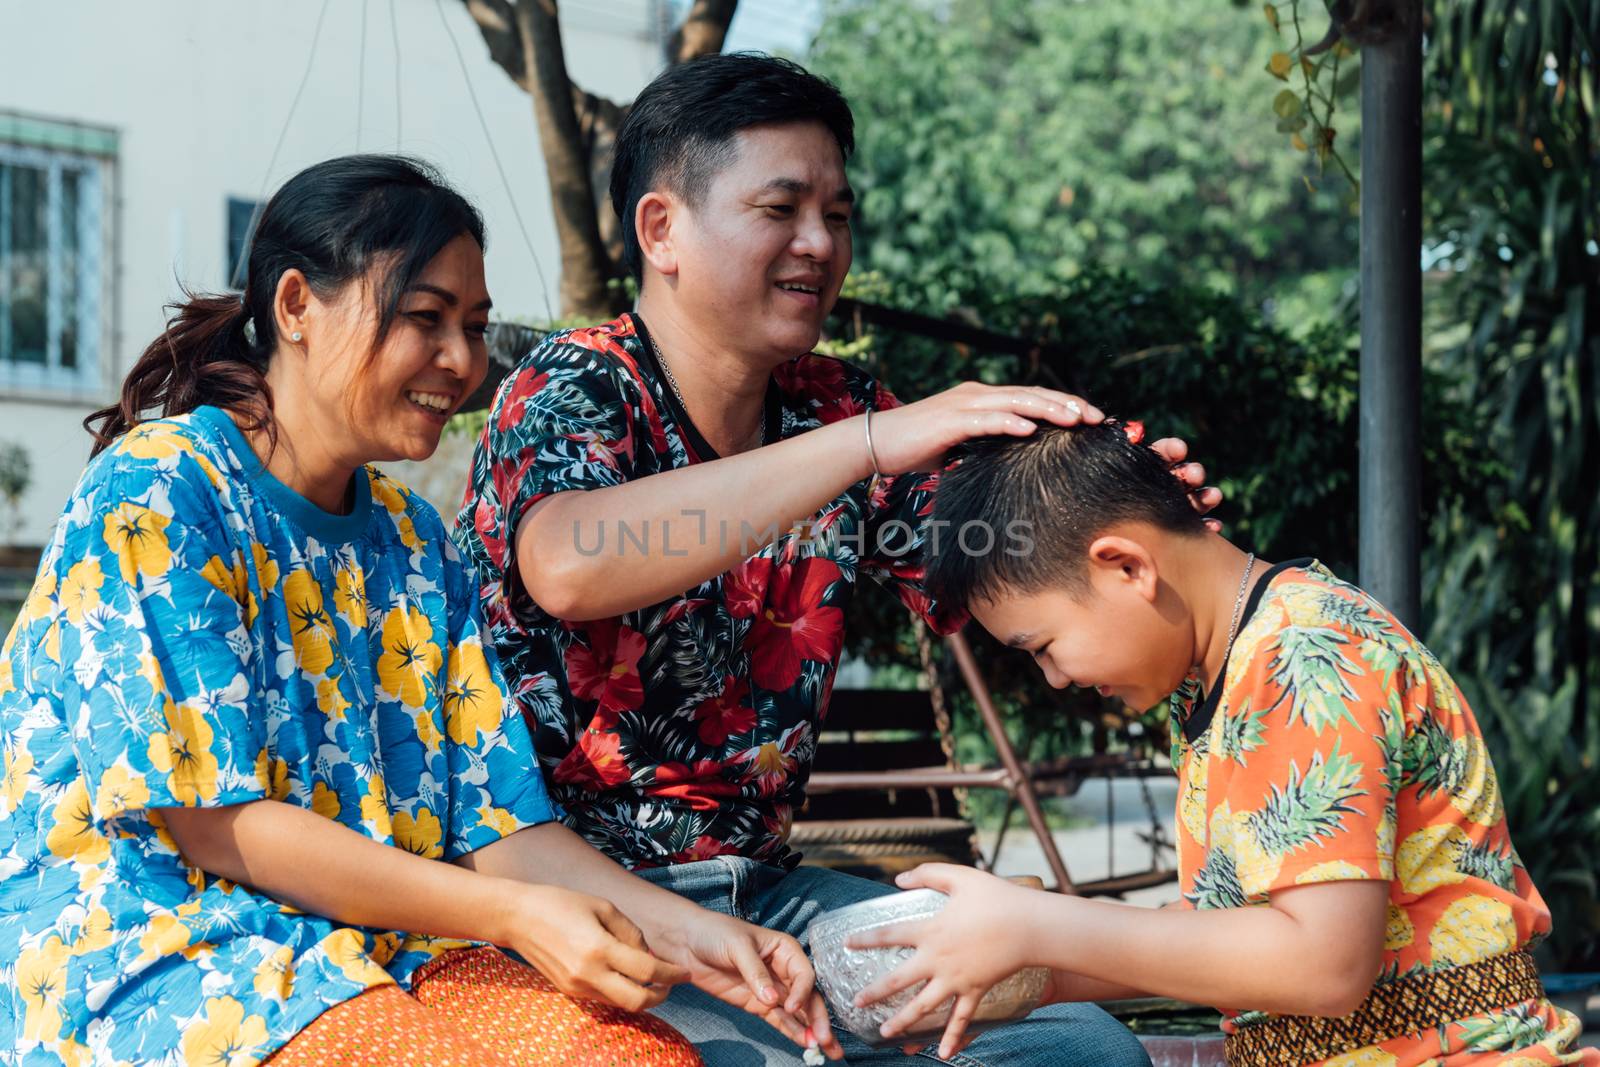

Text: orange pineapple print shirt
xmin=1170 ymin=559 xmax=1595 ymax=1066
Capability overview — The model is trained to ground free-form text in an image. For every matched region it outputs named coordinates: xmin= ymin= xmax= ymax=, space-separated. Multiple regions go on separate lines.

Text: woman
xmin=0 ymin=155 xmax=837 ymax=1066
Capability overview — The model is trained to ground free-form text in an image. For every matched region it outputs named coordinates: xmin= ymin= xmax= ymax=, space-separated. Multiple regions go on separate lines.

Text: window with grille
xmin=0 ymin=141 xmax=107 ymax=393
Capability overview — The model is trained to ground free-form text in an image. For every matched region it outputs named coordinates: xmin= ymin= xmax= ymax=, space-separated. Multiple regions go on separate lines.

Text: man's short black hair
xmin=609 ymin=52 xmax=855 ymax=281
xmin=926 ymin=420 xmax=1208 ymax=608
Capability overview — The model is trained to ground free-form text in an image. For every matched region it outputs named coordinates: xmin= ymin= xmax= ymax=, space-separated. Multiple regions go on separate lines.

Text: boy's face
xmin=971 ymin=550 xmax=1196 ymax=713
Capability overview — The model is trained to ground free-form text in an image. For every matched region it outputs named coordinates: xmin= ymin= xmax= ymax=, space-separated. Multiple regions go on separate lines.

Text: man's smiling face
xmin=667 ymin=121 xmax=853 ymax=362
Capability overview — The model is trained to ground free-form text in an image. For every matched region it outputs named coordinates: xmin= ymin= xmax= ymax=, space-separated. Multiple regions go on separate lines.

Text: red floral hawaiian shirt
xmin=454 ymin=313 xmax=961 ymax=869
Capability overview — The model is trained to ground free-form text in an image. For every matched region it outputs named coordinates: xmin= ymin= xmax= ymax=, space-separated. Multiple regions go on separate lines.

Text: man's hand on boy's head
xmin=872 ymin=383 xmax=1106 ymax=475
xmin=871 ymin=383 xmax=1223 ymax=526
xmin=846 ymin=863 xmax=1038 ymax=1060
xmin=1149 ymin=435 xmax=1225 ymax=532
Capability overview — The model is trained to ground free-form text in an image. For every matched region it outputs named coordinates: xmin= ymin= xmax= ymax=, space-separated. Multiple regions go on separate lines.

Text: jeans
xmin=638 ymin=858 xmax=1151 ymax=1067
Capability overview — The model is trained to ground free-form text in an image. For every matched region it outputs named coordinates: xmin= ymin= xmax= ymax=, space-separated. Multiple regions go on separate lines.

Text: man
xmin=457 ymin=53 xmax=1214 ymax=1065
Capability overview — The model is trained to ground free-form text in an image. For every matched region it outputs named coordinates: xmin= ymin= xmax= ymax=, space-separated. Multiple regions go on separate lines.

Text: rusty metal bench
xmin=795 ymin=628 xmax=1178 ymax=896
xmin=792 ymin=683 xmax=982 ymax=879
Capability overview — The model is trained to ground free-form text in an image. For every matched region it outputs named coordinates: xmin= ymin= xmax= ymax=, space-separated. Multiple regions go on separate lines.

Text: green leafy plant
xmin=1416 ymin=0 xmax=1600 ymax=966
xmin=1260 ymin=0 xmax=1360 ymax=191
xmin=0 ymin=442 xmax=32 ymax=548
xmin=817 ymin=3 xmax=1600 ymax=968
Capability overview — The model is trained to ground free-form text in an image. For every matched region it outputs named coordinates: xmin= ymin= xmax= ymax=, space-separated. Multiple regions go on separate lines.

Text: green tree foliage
xmin=809 ymin=0 xmax=1358 ymax=320
xmin=1418 ymin=0 xmax=1600 ymax=966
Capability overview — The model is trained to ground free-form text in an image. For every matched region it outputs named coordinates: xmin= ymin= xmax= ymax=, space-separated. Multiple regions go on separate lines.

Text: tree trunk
xmin=514 ymin=0 xmax=618 ymax=320
xmin=573 ymin=88 xmax=629 ymax=272
xmin=464 ymin=0 xmax=741 ymax=320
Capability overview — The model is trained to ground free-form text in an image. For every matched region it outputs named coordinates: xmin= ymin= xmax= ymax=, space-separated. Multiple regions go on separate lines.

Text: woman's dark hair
xmin=925 ymin=421 xmax=1208 ymax=608
xmin=609 ymin=52 xmax=854 ymax=281
xmin=86 ymin=154 xmax=486 ymax=455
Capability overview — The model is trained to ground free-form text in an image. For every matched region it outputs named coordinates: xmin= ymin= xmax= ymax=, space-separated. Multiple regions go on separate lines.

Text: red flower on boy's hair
xmin=1123 ymin=420 xmax=1146 ymax=444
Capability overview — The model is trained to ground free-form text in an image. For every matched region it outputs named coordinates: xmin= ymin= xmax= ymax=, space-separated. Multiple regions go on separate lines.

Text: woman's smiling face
xmin=312 ymin=233 xmax=492 ymax=465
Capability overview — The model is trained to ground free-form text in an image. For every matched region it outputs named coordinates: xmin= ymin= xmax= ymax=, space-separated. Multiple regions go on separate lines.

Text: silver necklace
xmin=646 ymin=331 xmax=765 ymax=449
xmin=1216 ymin=552 xmax=1258 ymax=683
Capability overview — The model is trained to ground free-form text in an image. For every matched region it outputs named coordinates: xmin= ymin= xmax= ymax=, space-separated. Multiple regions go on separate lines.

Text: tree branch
xmin=464 ymin=0 xmax=530 ymax=92
xmin=669 ymin=0 xmax=739 ymax=64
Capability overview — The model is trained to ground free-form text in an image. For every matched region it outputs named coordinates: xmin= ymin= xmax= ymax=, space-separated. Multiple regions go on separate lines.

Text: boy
xmin=851 ymin=421 xmax=1595 ymax=1066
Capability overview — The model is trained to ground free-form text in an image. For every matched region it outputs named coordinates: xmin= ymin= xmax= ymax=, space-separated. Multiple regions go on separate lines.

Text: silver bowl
xmin=805 ymin=888 xmax=1049 ymax=1047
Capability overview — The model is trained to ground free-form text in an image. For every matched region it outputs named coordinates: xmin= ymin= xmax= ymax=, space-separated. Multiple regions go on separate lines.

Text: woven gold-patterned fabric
xmin=1225 ymin=950 xmax=1543 ymax=1066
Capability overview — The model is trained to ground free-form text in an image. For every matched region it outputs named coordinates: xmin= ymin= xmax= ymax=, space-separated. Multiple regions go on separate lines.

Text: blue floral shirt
xmin=0 ymin=407 xmax=555 ymax=1066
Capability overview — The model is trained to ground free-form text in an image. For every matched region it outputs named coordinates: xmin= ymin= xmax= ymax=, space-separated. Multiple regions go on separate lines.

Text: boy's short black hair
xmin=926 ymin=421 xmax=1208 ymax=608
xmin=609 ymin=52 xmax=855 ymax=281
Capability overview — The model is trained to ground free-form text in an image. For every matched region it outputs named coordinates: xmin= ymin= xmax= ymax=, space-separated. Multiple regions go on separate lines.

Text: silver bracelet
xmin=864 ymin=407 xmax=883 ymax=479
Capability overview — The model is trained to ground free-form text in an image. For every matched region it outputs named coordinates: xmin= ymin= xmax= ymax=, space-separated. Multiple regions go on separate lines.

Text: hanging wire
xmin=389 ymin=0 xmax=403 ymax=146
xmin=231 ymin=0 xmax=334 ymax=290
xmin=434 ymin=0 xmax=555 ymax=323
xmin=356 ymin=0 xmax=369 ymax=149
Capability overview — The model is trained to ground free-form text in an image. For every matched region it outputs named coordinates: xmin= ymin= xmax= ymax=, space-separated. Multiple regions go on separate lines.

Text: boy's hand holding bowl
xmin=809 ymin=865 xmax=1050 ymax=1060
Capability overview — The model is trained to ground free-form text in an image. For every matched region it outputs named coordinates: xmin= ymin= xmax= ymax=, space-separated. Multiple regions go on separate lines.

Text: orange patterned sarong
xmin=267 ymin=946 xmax=702 ymax=1067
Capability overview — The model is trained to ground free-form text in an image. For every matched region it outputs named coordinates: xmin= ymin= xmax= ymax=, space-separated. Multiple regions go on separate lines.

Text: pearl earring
xmin=290 ymin=331 xmax=303 ymax=343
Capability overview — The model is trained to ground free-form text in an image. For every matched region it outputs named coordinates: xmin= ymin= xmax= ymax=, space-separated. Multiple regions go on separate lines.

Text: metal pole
xmin=1358 ymin=1 xmax=1424 ymax=630
xmin=945 ymin=632 xmax=1076 ymax=894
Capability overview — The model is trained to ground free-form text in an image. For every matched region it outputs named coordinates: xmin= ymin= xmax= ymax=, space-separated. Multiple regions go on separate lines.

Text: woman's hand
xmin=651 ymin=911 xmax=845 ymax=1060
xmin=848 ymin=864 xmax=1040 ymax=1059
xmin=496 ymin=883 xmax=690 ymax=1013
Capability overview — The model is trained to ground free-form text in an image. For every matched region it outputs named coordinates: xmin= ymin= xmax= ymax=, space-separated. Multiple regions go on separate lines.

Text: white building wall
xmin=0 ymin=0 xmax=665 ymax=541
